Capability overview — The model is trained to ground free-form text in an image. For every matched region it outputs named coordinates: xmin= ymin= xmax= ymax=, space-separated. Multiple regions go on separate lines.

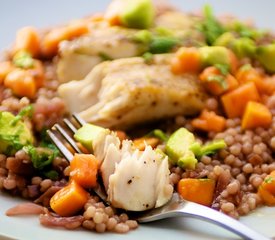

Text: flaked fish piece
xmin=86 ymin=127 xmax=173 ymax=211
xmin=155 ymin=157 xmax=173 ymax=207
xmin=107 ymin=146 xmax=172 ymax=211
xmin=59 ymin=54 xmax=206 ymax=129
xmin=100 ymin=143 xmax=121 ymax=190
xmin=100 ymin=139 xmax=134 ymax=190
xmin=57 ymin=25 xmax=143 ymax=83
xmin=93 ymin=130 xmax=119 ymax=163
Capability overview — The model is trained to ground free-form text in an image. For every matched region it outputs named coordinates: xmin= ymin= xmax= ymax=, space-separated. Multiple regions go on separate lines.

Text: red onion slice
xmin=6 ymin=202 xmax=45 ymax=216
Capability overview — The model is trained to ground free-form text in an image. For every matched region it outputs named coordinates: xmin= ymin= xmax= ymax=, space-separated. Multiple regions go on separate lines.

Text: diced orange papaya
xmin=258 ymin=186 xmax=275 ymax=206
xmin=177 ymin=178 xmax=215 ymax=206
xmin=221 ymin=82 xmax=260 ymax=118
xmin=200 ymin=66 xmax=238 ymax=96
xmin=241 ymin=101 xmax=272 ymax=129
xmin=70 ymin=154 xmax=99 ymax=188
xmin=4 ymin=69 xmax=36 ymax=99
xmin=191 ymin=110 xmax=226 ymax=132
xmin=175 ymin=47 xmax=202 ymax=74
xmin=0 ymin=61 xmax=13 ymax=84
xmin=50 ymin=180 xmax=89 ymax=217
xmin=13 ymin=26 xmax=40 ymax=57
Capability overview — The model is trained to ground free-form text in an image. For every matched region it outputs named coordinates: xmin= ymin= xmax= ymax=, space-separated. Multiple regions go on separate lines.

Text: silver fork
xmin=47 ymin=113 xmax=107 ymax=202
xmin=47 ymin=114 xmax=270 ymax=240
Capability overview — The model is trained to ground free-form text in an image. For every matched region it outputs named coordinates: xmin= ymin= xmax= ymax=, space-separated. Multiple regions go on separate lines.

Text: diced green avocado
xmin=199 ymin=46 xmax=231 ymax=67
xmin=178 ymin=151 xmax=197 ymax=170
xmin=165 ymin=128 xmax=197 ymax=169
xmin=232 ymin=38 xmax=256 ymax=58
xmin=74 ymin=124 xmax=108 ymax=152
xmin=214 ymin=33 xmax=256 ymax=59
xmin=120 ymin=0 xmax=155 ymax=29
xmin=257 ymin=44 xmax=275 ymax=73
xmin=0 ymin=111 xmax=33 ymax=155
xmin=213 ymin=32 xmax=235 ymax=47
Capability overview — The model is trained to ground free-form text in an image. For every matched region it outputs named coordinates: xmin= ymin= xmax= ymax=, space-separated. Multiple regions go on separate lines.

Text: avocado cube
xmin=0 ymin=111 xmax=33 ymax=154
xmin=257 ymin=44 xmax=275 ymax=73
xmin=214 ymin=32 xmax=235 ymax=47
xmin=232 ymin=38 xmax=256 ymax=58
xmin=199 ymin=46 xmax=231 ymax=67
xmin=165 ymin=128 xmax=197 ymax=169
xmin=120 ymin=0 xmax=155 ymax=29
xmin=74 ymin=124 xmax=108 ymax=152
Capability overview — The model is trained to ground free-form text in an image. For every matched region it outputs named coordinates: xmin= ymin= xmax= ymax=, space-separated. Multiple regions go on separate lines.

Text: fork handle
xmin=179 ymin=201 xmax=270 ymax=240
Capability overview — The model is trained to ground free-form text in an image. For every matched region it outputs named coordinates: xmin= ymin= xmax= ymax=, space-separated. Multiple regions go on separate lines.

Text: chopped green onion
xmin=190 ymin=139 xmax=227 ymax=158
xmin=198 ymin=5 xmax=225 ymax=45
xmin=149 ymin=36 xmax=180 ymax=54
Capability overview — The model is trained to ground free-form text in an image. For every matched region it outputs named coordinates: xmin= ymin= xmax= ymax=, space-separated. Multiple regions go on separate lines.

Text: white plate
xmin=1 ymin=0 xmax=275 ymax=239
xmin=0 ymin=192 xmax=274 ymax=240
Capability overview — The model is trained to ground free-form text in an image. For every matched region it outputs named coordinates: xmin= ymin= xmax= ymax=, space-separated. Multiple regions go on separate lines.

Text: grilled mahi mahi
xmin=57 ymin=24 xmax=143 ymax=83
xmin=58 ymin=54 xmax=206 ymax=129
xmin=57 ymin=11 xmax=203 ymax=83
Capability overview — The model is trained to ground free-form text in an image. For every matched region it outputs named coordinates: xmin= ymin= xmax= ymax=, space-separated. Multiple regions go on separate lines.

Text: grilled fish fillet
xmin=57 ymin=24 xmax=143 ymax=83
xmin=57 ymin=10 xmax=203 ymax=83
xmin=58 ymin=54 xmax=206 ymax=129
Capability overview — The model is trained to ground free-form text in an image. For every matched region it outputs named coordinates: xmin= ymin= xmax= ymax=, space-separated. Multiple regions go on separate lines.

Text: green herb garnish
xmin=204 ymin=63 xmax=230 ymax=89
xmin=23 ymin=145 xmax=58 ymax=170
xmin=215 ymin=63 xmax=230 ymax=75
xmin=11 ymin=105 xmax=33 ymax=126
xmin=190 ymin=139 xmax=227 ymax=158
xmin=142 ymin=52 xmax=154 ymax=64
xmin=264 ymin=176 xmax=274 ymax=184
xmin=98 ymin=52 xmax=113 ymax=61
xmin=13 ymin=50 xmax=34 ymax=69
xmin=149 ymin=36 xmax=180 ymax=54
xmin=206 ymin=75 xmax=228 ymax=89
xmin=147 ymin=129 xmax=169 ymax=142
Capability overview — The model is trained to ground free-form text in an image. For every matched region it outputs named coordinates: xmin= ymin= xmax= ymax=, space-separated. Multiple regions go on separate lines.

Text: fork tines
xmin=47 ymin=114 xmax=108 ymax=203
xmin=47 ymin=113 xmax=86 ymax=162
